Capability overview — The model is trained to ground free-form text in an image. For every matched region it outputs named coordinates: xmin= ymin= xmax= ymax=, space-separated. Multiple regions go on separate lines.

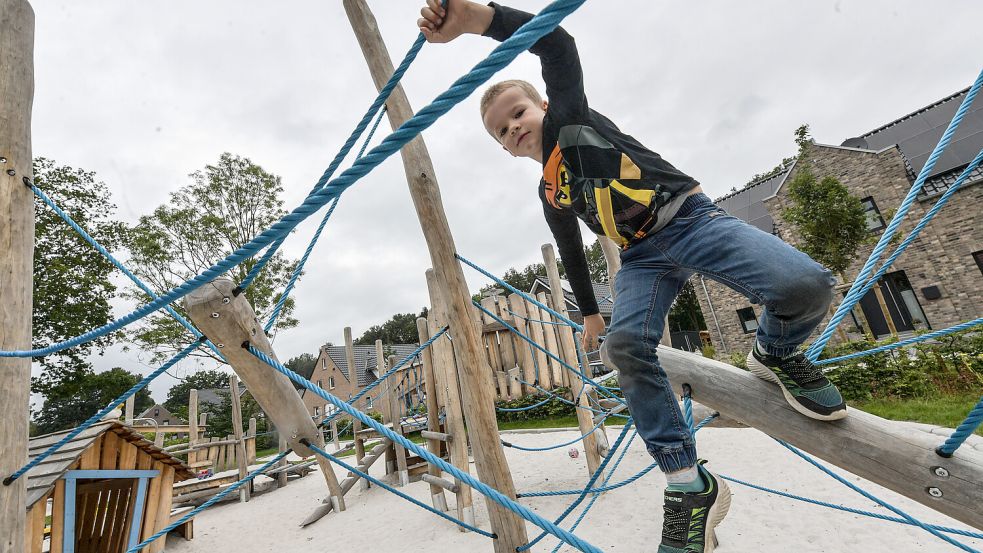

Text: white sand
xmin=164 ymin=426 xmax=982 ymax=552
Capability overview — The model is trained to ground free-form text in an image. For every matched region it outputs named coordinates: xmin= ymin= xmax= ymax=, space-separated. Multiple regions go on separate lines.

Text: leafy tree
xmin=205 ymin=390 xmax=271 ymax=448
xmin=782 ymin=166 xmax=868 ymax=277
xmin=33 ymin=368 xmax=154 ymax=435
xmin=126 ymin=153 xmax=300 ymax=362
xmin=30 ymin=158 xmax=128 ymax=396
xmin=163 ymin=368 xmax=230 ymax=412
xmin=668 ymin=281 xmax=708 ymax=332
xmin=285 ymin=352 xmax=319 ymax=390
xmin=354 ymin=309 xmax=429 ymax=345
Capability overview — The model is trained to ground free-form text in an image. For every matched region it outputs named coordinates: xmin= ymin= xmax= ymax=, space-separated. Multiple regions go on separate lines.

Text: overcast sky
xmin=27 ymin=0 xmax=983 ymax=403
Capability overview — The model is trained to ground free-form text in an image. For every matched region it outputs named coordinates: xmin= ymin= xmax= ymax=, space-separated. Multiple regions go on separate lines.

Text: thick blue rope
xmin=0 ymin=0 xmax=588 ymax=359
xmin=777 ymin=439 xmax=980 ymax=553
xmin=937 ymin=395 xmax=983 ymax=457
xmin=720 ymin=474 xmax=983 ymax=540
xmin=501 ymin=415 xmax=608 ymax=452
xmin=126 ymin=451 xmax=289 ymax=552
xmin=5 ymin=339 xmax=204 ymax=484
xmin=29 ymin=183 xmax=223 ymax=358
xmin=807 ymin=68 xmax=983 ymax=360
xmin=247 ymin=344 xmax=604 ymax=553
xmin=817 ymin=317 xmax=983 ymax=365
xmin=305 ymin=442 xmax=494 ymax=537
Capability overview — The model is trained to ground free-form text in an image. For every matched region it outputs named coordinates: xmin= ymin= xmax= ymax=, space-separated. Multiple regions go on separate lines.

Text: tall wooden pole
xmin=0 ymin=2 xmax=34 ymax=551
xmin=346 ymin=327 xmax=368 ymax=490
xmin=229 ymin=375 xmax=251 ymax=502
xmin=342 ymin=2 xmax=528 ymax=548
xmin=187 ymin=389 xmax=199 ymax=467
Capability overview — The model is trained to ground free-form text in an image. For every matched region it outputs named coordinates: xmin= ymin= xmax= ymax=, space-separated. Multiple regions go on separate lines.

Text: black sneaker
xmin=658 ymin=462 xmax=731 ymax=553
xmin=747 ymin=344 xmax=848 ymax=421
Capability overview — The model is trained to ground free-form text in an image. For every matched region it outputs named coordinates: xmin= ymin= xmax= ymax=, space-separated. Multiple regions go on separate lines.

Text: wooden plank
xmin=493 ymin=297 xmax=518 ymax=387
xmin=188 ymin=389 xmax=199 ymax=467
xmin=495 ymin=371 xmax=509 ymax=400
xmin=148 ymin=465 xmax=174 ymax=553
xmin=183 ymin=277 xmax=345 ymax=511
xmin=507 ymin=294 xmax=537 ymax=396
xmin=0 ymin=3 xmax=35 ymax=548
xmin=543 ymin=243 xmax=603 ymax=475
xmin=535 ymin=292 xmax=564 ymax=388
xmin=50 ymin=479 xmax=65 ymax=553
xmin=417 ymin=317 xmax=449 ymax=511
xmin=207 ymin=437 xmax=219 ymax=471
xmin=99 ymin=431 xmax=119 ymax=470
xmin=426 ymin=316 xmax=449 ymax=410
xmin=615 ymin=344 xmax=983 ymax=531
xmin=140 ymin=461 xmax=164 ymax=546
xmin=26 ymin=497 xmax=45 ymax=553
xmin=480 ymin=298 xmax=505 ymax=398
xmin=79 ymin=435 xmax=103 ymax=470
xmin=118 ymin=438 xmax=138 ymax=470
xmin=246 ymin=417 xmax=257 ymax=464
xmin=348 ymin=329 xmax=368 ymax=492
xmin=230 ymin=375 xmax=250 ymax=502
xmin=425 ymin=270 xmax=475 ymax=532
xmin=388 ymin=355 xmax=409 ymax=487
xmin=214 ymin=436 xmax=226 ymax=472
xmin=521 ymin=295 xmax=552 ymax=392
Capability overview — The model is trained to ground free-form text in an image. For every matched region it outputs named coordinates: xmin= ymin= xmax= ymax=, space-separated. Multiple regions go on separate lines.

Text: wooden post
xmin=343 ymin=2 xmax=527 ymax=546
xmin=542 ymin=244 xmax=603 ymax=474
xmin=0 ymin=2 xmax=34 ymax=550
xmin=416 ymin=317 xmax=449 ymax=512
xmin=426 ymin=270 xmax=475 ymax=531
xmin=388 ymin=354 xmax=410 ymax=486
xmin=247 ymin=417 xmax=257 ymax=464
xmin=535 ymin=291 xmax=564 ymax=388
xmin=230 ymin=375 xmax=250 ymax=502
xmin=507 ymin=294 xmax=537 ymax=396
xmin=276 ymin=428 xmax=288 ymax=488
xmin=124 ymin=396 xmax=135 ymax=425
xmin=187 ymin=389 xmax=199 ymax=467
xmin=183 ymin=277 xmax=345 ymax=515
xmin=603 ymin=344 xmax=983 ymax=530
xmin=872 ymin=283 xmax=898 ymax=338
xmin=522 ymin=295 xmax=553 ymax=391
xmin=347 ymin=328 xmax=368 ymax=491
xmin=330 ymin=419 xmax=340 ymax=449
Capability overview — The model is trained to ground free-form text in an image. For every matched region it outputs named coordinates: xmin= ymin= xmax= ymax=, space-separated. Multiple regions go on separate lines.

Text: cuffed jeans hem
xmin=649 ymin=443 xmax=698 ymax=473
xmin=758 ymin=340 xmax=802 ymax=358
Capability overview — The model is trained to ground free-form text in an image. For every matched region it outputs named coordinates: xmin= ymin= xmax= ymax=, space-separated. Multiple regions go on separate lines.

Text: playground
xmin=2 ymin=1 xmax=982 ymax=552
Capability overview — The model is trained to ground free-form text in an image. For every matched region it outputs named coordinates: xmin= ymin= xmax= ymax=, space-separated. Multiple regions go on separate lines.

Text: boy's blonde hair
xmin=479 ymin=80 xmax=543 ymax=118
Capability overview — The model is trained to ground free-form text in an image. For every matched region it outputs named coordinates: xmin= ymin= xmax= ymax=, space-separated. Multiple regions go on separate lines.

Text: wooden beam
xmin=301 ymin=438 xmax=394 ymax=527
xmin=387 ymin=354 xmax=410 ymax=486
xmin=0 ymin=2 xmax=34 ymax=550
xmin=183 ymin=277 xmax=345 ymax=515
xmin=605 ymin=344 xmax=983 ymax=530
xmin=124 ymin=396 xmax=135 ymax=425
xmin=416 ymin=318 xmax=450 ymax=511
xmin=229 ymin=375 xmax=250 ymax=502
xmin=342 ymin=1 xmax=527 ymax=545
xmin=542 ymin=244 xmax=603 ymax=474
xmin=347 ymin=328 xmax=368 ymax=491
xmin=187 ymin=389 xmax=199 ymax=467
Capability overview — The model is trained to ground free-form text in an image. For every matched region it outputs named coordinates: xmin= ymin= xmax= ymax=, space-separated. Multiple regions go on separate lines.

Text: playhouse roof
xmin=25 ymin=420 xmax=193 ymax=509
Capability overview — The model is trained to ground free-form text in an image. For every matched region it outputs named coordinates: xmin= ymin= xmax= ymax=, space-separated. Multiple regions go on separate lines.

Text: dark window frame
xmin=860 ymin=196 xmax=886 ymax=232
xmin=736 ymin=307 xmax=758 ymax=334
xmin=974 ymin=250 xmax=983 ymax=276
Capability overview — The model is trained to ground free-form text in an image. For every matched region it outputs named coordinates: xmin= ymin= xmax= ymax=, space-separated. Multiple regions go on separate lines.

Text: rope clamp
xmin=222 ymin=297 xmax=230 ymax=304
xmin=932 ymin=466 xmax=950 ymax=479
xmin=927 ymin=487 xmax=943 ymax=498
xmin=0 ymin=156 xmax=6 ymax=163
xmin=210 ymin=312 xmax=220 ymax=318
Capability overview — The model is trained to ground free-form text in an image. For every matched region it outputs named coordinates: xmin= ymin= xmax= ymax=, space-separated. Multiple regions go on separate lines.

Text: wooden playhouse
xmin=23 ymin=420 xmax=194 ymax=553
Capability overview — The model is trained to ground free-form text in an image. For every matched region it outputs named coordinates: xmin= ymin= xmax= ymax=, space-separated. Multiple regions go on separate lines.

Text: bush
xmin=821 ymin=330 xmax=982 ymax=402
xmin=495 ymin=388 xmax=577 ymax=423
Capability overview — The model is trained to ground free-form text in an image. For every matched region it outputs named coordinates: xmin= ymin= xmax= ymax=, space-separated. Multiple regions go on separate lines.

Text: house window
xmin=328 ymin=376 xmax=335 ymax=389
xmin=317 ymin=379 xmax=323 ymax=389
xmin=154 ymin=408 xmax=159 ymax=417
xmin=322 ymin=357 xmax=326 ymax=368
xmin=163 ymin=419 xmax=169 ymax=425
xmin=974 ymin=250 xmax=983 ymax=276
xmin=314 ymin=406 xmax=320 ymax=417
xmin=860 ymin=196 xmax=886 ymax=232
xmin=736 ymin=307 xmax=758 ymax=334
xmin=366 ymin=397 xmax=373 ymax=409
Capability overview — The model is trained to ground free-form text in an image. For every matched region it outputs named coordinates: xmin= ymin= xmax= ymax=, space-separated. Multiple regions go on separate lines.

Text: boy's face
xmin=482 ymin=86 xmax=548 ymax=163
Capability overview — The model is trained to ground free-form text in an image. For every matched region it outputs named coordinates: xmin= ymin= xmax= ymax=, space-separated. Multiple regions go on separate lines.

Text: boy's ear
xmin=542 ymin=99 xmax=549 ymax=111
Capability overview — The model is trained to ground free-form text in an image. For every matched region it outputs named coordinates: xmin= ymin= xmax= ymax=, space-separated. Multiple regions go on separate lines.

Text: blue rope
xmin=807 ymin=68 xmax=983 ymax=360
xmin=720 ymin=474 xmax=983 ymax=540
xmin=517 ymin=422 xmax=633 ymax=552
xmin=501 ymin=415 xmax=608 ymax=452
xmin=497 ymin=395 xmax=554 ymax=413
xmin=0 ymin=0 xmax=588 ymax=360
xmin=817 ymin=317 xmax=983 ymax=365
xmin=777 ymin=439 xmax=980 ymax=553
xmin=246 ymin=344 xmax=604 ymax=553
xmin=937 ymin=394 xmax=983 ymax=457
xmin=126 ymin=451 xmax=289 ymax=552
xmin=305 ymin=441 xmax=494 ymax=537
xmin=5 ymin=339 xmax=204 ymax=484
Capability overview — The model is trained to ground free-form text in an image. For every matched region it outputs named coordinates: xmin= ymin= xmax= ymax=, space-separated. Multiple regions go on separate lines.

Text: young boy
xmin=418 ymin=2 xmax=848 ymax=551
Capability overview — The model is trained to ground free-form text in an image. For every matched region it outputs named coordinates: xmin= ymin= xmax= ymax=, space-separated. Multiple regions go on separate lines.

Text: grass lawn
xmin=852 ymin=393 xmax=983 ymax=436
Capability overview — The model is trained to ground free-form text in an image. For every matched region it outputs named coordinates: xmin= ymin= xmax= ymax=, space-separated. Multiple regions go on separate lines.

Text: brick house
xmin=301 ymin=343 xmax=424 ymax=421
xmin=698 ymin=87 xmax=983 ymax=357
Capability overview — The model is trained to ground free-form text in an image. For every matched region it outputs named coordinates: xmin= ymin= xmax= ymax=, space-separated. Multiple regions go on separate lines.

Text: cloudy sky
xmin=26 ymin=0 xmax=983 ymax=402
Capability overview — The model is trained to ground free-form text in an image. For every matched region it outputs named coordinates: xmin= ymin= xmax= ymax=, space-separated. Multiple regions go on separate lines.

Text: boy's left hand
xmin=581 ymin=313 xmax=605 ymax=352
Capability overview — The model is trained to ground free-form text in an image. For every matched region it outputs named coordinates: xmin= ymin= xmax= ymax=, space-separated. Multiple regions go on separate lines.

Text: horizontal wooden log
xmin=421 ymin=473 xmax=460 ymax=494
xmin=593 ymin=403 xmax=628 ymax=425
xmin=300 ymin=439 xmax=393 ymax=527
xmin=616 ymin=345 xmax=983 ymax=531
xmin=420 ymin=431 xmax=453 ymax=442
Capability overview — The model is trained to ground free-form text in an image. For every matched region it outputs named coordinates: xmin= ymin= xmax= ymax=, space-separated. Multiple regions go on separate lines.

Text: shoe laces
xmin=662 ymin=502 xmax=689 ymax=541
xmin=780 ymin=354 xmax=825 ymax=386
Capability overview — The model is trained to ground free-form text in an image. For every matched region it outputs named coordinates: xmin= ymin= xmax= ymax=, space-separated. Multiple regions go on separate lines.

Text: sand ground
xmin=164 ymin=426 xmax=982 ymax=553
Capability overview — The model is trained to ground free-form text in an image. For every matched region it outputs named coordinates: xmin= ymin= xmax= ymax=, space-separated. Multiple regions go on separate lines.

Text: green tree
xmin=205 ymin=391 xmax=270 ymax=447
xmin=126 ymin=153 xmax=300 ymax=362
xmin=30 ymin=158 xmax=128 ymax=396
xmin=781 ymin=166 xmax=868 ymax=277
xmin=162 ymin=369 xmax=230 ymax=413
xmin=354 ymin=309 xmax=429 ymax=345
xmin=668 ymin=281 xmax=708 ymax=332
xmin=33 ymin=368 xmax=154 ymax=435
xmin=285 ymin=352 xmax=319 ymax=390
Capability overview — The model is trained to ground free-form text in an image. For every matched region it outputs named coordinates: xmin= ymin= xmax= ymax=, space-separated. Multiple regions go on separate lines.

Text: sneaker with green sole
xmin=747 ymin=344 xmax=848 ymax=421
xmin=658 ymin=462 xmax=731 ymax=553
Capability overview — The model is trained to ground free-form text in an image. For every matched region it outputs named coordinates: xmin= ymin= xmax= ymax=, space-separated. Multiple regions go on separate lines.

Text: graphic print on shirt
xmin=543 ymin=125 xmax=663 ymax=246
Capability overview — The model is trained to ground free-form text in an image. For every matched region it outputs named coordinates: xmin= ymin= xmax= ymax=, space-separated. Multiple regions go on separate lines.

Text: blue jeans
xmin=600 ymin=193 xmax=834 ymax=472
